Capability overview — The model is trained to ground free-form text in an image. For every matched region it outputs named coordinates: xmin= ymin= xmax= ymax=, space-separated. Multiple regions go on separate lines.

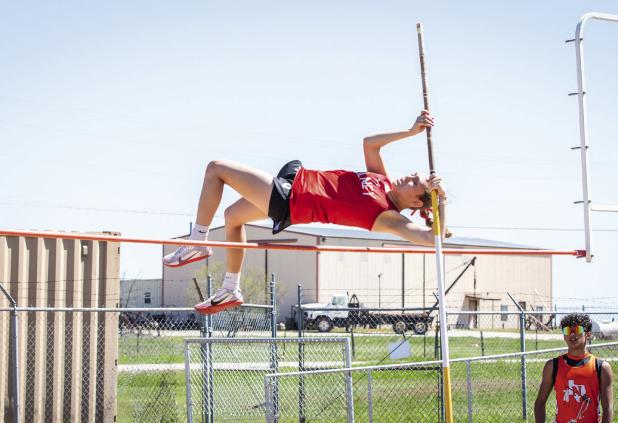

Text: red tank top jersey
xmin=289 ymin=168 xmax=397 ymax=230
xmin=554 ymin=354 xmax=601 ymax=423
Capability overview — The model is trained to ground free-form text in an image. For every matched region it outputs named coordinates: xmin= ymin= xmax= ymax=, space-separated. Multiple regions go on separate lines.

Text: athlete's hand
xmin=410 ymin=110 xmax=434 ymax=135
xmin=427 ymin=174 xmax=446 ymax=199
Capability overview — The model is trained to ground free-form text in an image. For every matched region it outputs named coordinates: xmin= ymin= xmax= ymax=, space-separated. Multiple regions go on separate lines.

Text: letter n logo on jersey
xmin=356 ymin=172 xmax=379 ymax=198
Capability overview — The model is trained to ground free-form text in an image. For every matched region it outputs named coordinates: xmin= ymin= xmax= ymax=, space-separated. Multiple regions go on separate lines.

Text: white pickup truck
xmin=300 ymin=293 xmax=433 ymax=334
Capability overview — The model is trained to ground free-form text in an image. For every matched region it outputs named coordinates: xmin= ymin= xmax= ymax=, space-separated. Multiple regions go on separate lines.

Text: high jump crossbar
xmin=0 ymin=229 xmax=584 ymax=256
xmin=570 ymin=12 xmax=618 ymax=262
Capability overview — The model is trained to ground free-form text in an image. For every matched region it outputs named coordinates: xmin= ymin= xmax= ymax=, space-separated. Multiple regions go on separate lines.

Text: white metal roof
xmin=210 ymin=221 xmax=541 ymax=250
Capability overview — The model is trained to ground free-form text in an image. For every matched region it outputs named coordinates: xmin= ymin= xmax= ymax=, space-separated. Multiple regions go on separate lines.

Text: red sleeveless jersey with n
xmin=554 ymin=354 xmax=601 ymax=423
xmin=289 ymin=168 xmax=396 ymax=230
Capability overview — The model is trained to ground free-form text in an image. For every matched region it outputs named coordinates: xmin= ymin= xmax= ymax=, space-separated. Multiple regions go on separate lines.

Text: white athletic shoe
xmin=162 ymin=245 xmax=212 ymax=268
xmin=194 ymin=288 xmax=244 ymax=315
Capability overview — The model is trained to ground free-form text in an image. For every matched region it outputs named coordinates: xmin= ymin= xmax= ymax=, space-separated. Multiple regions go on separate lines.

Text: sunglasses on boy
xmin=562 ymin=325 xmax=586 ymax=336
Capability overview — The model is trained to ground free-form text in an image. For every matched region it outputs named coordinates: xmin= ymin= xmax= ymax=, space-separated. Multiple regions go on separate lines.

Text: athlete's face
xmin=562 ymin=325 xmax=592 ymax=349
xmin=393 ymin=172 xmax=429 ymax=209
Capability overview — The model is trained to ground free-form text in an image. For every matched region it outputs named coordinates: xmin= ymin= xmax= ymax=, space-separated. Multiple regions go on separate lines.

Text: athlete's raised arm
xmin=363 ymin=110 xmax=433 ymax=176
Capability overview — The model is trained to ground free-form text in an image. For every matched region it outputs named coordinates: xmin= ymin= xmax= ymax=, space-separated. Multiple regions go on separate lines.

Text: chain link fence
xmin=118 ymin=305 xmax=273 ymax=423
xmin=265 ymin=341 xmax=618 ymax=422
xmin=185 ymin=337 xmax=351 ymax=423
xmin=288 ymin=287 xmax=618 ymax=366
xmin=2 ymin=291 xmax=617 ymax=422
xmin=1 ymin=304 xmax=273 ymax=423
xmin=0 ymin=308 xmax=118 ymax=422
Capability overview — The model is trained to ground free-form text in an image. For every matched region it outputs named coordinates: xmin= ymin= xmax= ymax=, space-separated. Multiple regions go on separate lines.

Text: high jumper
xmin=162 ymin=110 xmax=448 ymax=314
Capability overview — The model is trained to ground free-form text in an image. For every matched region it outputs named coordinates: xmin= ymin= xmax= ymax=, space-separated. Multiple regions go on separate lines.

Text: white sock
xmin=190 ymin=223 xmax=209 ymax=241
xmin=222 ymin=272 xmax=241 ymax=291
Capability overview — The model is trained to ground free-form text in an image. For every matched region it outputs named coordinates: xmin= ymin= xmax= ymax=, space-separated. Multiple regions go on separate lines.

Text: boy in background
xmin=534 ymin=313 xmax=613 ymax=423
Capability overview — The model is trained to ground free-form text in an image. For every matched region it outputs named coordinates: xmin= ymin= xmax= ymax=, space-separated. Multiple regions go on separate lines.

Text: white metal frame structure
xmin=264 ymin=341 xmax=618 ymax=423
xmin=183 ymin=337 xmax=352 ymax=423
xmin=572 ymin=12 xmax=618 ymax=262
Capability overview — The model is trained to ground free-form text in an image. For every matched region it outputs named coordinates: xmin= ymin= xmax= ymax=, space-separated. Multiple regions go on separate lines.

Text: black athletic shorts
xmin=268 ymin=160 xmax=302 ymax=234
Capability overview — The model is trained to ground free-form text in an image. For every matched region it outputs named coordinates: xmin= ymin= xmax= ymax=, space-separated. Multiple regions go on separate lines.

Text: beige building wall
xmin=0 ymin=232 xmax=120 ymax=423
xmin=402 ymin=253 xmax=552 ymax=329
xmin=318 ymin=235 xmax=551 ymax=318
xmin=317 ymin=236 xmax=413 ymax=308
xmin=120 ymin=278 xmax=162 ymax=308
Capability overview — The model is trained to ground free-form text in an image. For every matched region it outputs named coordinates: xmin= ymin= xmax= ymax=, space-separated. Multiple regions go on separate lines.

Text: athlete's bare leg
xmin=196 ymin=160 xmax=274 ymax=226
xmin=224 ymin=198 xmax=268 ymax=273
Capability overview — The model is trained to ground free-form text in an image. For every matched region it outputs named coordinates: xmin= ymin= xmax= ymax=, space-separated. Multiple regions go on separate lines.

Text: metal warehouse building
xmin=162 ymin=223 xmax=552 ymax=326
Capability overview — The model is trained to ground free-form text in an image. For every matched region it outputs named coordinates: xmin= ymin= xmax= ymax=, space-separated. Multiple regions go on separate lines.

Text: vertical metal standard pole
xmin=417 ymin=22 xmax=453 ymax=423
xmin=0 ymin=283 xmax=20 ymax=423
xmin=572 ymin=13 xmax=618 ymax=262
xmin=466 ymin=360 xmax=473 ymax=423
xmin=270 ymin=274 xmax=279 ymax=421
xmin=574 ymin=15 xmax=593 ymax=263
xmin=297 ymin=284 xmax=306 ymax=422
xmin=435 ymin=316 xmax=444 ymax=422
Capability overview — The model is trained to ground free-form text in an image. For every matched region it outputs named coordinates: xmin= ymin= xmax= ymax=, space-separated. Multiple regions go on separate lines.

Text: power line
xmin=450 ymin=225 xmax=618 ymax=232
xmin=1 ymin=97 xmax=616 ymax=168
xmin=0 ymin=201 xmax=193 ymax=217
xmin=3 ymin=201 xmax=618 ymax=232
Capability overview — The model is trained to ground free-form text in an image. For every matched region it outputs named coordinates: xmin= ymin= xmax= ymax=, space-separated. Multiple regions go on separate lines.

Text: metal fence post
xmin=343 ymin=338 xmax=355 ymax=423
xmin=185 ymin=340 xmax=194 ymax=423
xmin=270 ymin=274 xmax=277 ymax=338
xmin=508 ymin=293 xmax=528 ymax=420
xmin=297 ymin=284 xmax=303 ymax=338
xmin=206 ymin=275 xmax=214 ymax=423
xmin=264 ymin=377 xmax=275 ymax=423
xmin=297 ymin=284 xmax=306 ymax=422
xmin=466 ymin=360 xmax=473 ymax=423
xmin=519 ymin=312 xmax=528 ymax=420
xmin=198 ymin=276 xmax=214 ymax=423
xmin=480 ymin=330 xmax=485 ymax=356
xmin=270 ymin=274 xmax=279 ymax=421
xmin=367 ymin=369 xmax=374 ymax=423
xmin=0 ymin=282 xmax=20 ymax=423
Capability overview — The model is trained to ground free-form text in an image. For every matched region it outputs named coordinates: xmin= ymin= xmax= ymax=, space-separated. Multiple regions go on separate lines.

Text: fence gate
xmin=184 ymin=337 xmax=351 ymax=423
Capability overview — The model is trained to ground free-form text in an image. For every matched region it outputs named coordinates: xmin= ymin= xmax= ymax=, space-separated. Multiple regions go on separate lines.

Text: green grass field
xmin=115 ymin=330 xmax=608 ymax=422
xmin=118 ymin=329 xmax=566 ymax=365
xmin=115 ymin=360 xmax=556 ymax=422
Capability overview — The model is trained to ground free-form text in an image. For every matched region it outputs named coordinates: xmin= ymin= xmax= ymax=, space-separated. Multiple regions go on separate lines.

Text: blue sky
xmin=1 ymin=1 xmax=617 ymax=308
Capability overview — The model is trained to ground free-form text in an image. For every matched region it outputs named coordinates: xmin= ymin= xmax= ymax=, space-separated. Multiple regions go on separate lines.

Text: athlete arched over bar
xmin=164 ymin=110 xmax=447 ymax=314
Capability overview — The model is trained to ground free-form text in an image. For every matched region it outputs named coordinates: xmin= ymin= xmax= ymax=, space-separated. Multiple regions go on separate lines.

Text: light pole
xmin=377 ymin=273 xmax=383 ymax=309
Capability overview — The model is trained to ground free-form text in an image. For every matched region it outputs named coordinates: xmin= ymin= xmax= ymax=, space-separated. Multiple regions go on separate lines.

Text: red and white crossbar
xmin=0 ymin=229 xmax=585 ymax=257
